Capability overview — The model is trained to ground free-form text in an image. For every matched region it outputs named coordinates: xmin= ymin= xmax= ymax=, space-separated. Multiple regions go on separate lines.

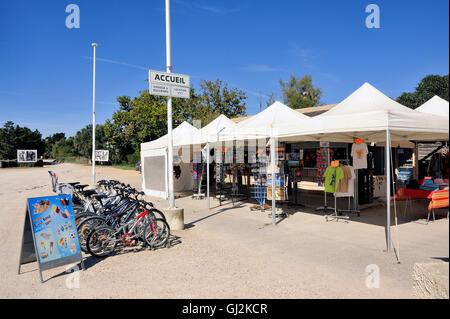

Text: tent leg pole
xmin=207 ymin=143 xmax=210 ymax=210
xmin=271 ymin=136 xmax=276 ymax=225
xmin=386 ymin=129 xmax=391 ymax=252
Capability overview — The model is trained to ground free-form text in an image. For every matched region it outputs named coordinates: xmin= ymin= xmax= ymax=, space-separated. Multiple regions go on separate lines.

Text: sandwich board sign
xmin=149 ymin=70 xmax=190 ymax=99
xmin=17 ymin=150 xmax=37 ymax=163
xmin=95 ymin=149 xmax=109 ymax=162
xmin=18 ymin=194 xmax=84 ymax=283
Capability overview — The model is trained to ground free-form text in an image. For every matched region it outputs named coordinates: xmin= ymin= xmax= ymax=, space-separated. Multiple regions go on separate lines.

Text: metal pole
xmin=91 ymin=43 xmax=98 ymax=185
xmin=385 ymin=129 xmax=391 ymax=252
xmin=165 ymin=0 xmax=175 ymax=208
xmin=271 ymin=135 xmax=276 ymax=225
xmin=207 ymin=142 xmax=210 ymax=210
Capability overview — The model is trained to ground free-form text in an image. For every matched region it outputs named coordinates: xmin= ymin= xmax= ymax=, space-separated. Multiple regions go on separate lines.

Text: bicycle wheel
xmin=74 ymin=212 xmax=96 ymax=227
xmin=86 ymin=225 xmax=118 ymax=258
xmin=76 ymin=216 xmax=107 ymax=253
xmin=143 ymin=218 xmax=170 ymax=248
xmin=150 ymin=208 xmax=167 ymax=221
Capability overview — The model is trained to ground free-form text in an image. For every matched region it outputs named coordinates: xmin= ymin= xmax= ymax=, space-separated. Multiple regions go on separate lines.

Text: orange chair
xmin=427 ymin=189 xmax=449 ymax=223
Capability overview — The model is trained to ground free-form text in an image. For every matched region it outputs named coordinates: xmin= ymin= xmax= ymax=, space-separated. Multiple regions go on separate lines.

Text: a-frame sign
xmin=18 ymin=195 xmax=84 ymax=283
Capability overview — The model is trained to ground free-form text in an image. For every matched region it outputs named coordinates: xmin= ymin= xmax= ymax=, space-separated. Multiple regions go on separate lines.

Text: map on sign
xmin=149 ymin=70 xmax=190 ymax=99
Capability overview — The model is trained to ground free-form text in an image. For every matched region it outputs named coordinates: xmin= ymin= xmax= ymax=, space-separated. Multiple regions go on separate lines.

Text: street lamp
xmin=91 ymin=42 xmax=98 ymax=185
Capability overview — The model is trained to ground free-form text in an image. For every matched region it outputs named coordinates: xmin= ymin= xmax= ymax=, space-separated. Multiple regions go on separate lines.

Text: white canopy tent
xmin=195 ymin=114 xmax=237 ymax=209
xmin=141 ymin=121 xmax=200 ymax=198
xmin=415 ymin=95 xmax=449 ymax=118
xmin=206 ymin=101 xmax=312 ymax=222
xmin=276 ymin=83 xmax=449 ymax=143
xmin=218 ymin=101 xmax=311 ymax=141
xmin=139 ymin=83 xmax=449 ymax=252
xmin=273 ymin=82 xmax=449 ymax=251
xmin=197 ymin=114 xmax=237 ymax=144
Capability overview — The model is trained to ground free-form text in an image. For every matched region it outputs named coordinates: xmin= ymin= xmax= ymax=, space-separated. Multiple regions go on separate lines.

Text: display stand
xmin=336 ymin=161 xmax=360 ymax=217
xmin=192 ymin=161 xmax=206 ymax=200
xmin=250 ymin=150 xmax=270 ymax=212
xmin=267 ymin=173 xmax=289 ymax=218
xmin=230 ymin=164 xmax=248 ymax=206
xmin=325 ymin=194 xmax=350 ymax=222
xmin=316 ymin=145 xmax=335 ymax=213
xmin=324 ymin=161 xmax=350 ymax=222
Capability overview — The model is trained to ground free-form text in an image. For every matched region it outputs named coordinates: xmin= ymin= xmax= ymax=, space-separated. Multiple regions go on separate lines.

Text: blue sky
xmin=0 ymin=0 xmax=448 ymax=137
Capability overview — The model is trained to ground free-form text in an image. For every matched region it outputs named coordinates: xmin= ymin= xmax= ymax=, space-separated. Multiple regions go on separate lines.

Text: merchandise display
xmin=351 ymin=142 xmax=369 ymax=169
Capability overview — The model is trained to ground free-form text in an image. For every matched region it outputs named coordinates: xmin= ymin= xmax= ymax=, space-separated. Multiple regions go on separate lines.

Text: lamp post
xmin=91 ymin=42 xmax=98 ymax=185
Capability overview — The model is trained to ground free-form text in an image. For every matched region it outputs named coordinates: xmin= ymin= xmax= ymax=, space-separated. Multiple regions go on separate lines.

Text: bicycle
xmin=86 ymin=207 xmax=170 ymax=258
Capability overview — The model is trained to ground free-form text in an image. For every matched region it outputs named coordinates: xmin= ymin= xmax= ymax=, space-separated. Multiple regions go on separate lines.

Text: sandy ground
xmin=0 ymin=163 xmax=448 ymax=298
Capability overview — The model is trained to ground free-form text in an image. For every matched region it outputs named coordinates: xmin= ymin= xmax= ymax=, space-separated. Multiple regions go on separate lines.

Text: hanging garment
xmin=351 ymin=143 xmax=368 ymax=169
xmin=335 ymin=166 xmax=356 ymax=197
xmin=336 ymin=165 xmax=352 ymax=194
xmin=323 ymin=166 xmax=344 ymax=193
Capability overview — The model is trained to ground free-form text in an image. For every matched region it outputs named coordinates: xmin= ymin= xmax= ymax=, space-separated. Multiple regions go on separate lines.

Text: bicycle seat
xmin=94 ymin=194 xmax=108 ymax=200
xmin=68 ymin=182 xmax=80 ymax=186
xmin=81 ymin=190 xmax=97 ymax=197
xmin=74 ymin=184 xmax=89 ymax=191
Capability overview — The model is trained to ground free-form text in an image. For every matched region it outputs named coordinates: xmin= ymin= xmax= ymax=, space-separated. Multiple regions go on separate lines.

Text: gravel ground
xmin=0 ymin=163 xmax=448 ymax=298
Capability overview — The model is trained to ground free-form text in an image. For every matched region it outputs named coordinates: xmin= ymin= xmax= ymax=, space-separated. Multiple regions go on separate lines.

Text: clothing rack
xmin=336 ymin=159 xmax=361 ymax=217
xmin=325 ymin=159 xmax=351 ymax=222
xmin=315 ymin=146 xmax=335 ymax=213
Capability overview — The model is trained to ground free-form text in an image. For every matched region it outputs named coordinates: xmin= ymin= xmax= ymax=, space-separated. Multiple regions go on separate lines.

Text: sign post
xmin=18 ymin=195 xmax=84 ymax=283
xmin=148 ymin=69 xmax=191 ymax=208
xmin=148 ymin=29 xmax=190 ymax=208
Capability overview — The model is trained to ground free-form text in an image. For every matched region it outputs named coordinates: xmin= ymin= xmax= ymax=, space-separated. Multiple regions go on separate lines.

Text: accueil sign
xmin=149 ymin=70 xmax=190 ymax=99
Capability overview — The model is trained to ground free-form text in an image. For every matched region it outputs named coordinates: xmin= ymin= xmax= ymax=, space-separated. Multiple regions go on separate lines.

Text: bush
xmin=0 ymin=159 xmax=43 ymax=168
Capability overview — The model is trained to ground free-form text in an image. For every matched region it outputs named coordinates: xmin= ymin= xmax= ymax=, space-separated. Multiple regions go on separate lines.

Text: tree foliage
xmin=73 ymin=124 xmax=108 ymax=160
xmin=279 ymin=75 xmax=323 ymax=109
xmin=397 ymin=74 xmax=449 ymax=109
xmin=0 ymin=121 xmax=45 ymax=160
xmin=104 ymin=79 xmax=247 ymax=163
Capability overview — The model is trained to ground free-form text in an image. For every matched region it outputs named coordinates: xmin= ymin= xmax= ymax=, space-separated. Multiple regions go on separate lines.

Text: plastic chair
xmin=427 ymin=189 xmax=449 ymax=223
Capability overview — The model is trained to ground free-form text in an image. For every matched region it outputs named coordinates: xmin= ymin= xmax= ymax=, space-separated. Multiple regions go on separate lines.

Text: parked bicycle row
xmin=48 ymin=171 xmax=170 ymax=258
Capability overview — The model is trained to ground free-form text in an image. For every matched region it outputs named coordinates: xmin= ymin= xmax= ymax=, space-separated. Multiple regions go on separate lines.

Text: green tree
xmin=279 ymin=75 xmax=323 ymax=109
xmin=52 ymin=137 xmax=75 ymax=159
xmin=44 ymin=132 xmax=66 ymax=158
xmin=73 ymin=124 xmax=108 ymax=160
xmin=397 ymin=74 xmax=449 ymax=109
xmin=0 ymin=121 xmax=45 ymax=160
xmin=197 ymin=79 xmax=247 ymax=124
xmin=104 ymin=79 xmax=247 ymax=163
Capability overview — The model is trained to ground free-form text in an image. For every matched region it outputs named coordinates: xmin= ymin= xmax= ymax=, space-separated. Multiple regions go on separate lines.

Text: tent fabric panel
xmin=142 ymin=148 xmax=168 ymax=199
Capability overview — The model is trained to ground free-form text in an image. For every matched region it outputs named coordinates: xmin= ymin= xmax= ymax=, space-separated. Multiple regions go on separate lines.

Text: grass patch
xmin=111 ymin=163 xmax=137 ymax=170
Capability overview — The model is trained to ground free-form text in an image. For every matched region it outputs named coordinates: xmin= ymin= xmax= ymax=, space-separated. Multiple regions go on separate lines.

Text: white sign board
xmin=149 ymin=70 xmax=190 ymax=99
xmin=95 ymin=150 xmax=109 ymax=162
xmin=17 ymin=150 xmax=37 ymax=163
xmin=320 ymin=141 xmax=330 ymax=148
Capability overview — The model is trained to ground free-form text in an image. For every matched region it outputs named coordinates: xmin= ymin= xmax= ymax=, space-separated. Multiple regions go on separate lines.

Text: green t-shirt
xmin=324 ymin=166 xmax=344 ymax=193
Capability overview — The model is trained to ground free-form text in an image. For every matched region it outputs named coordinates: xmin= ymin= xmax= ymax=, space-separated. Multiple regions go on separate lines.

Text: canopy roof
xmin=415 ymin=95 xmax=449 ymax=118
xmin=197 ymin=114 xmax=236 ymax=143
xmin=141 ymin=121 xmax=199 ymax=151
xmin=220 ymin=101 xmax=310 ymax=141
xmin=277 ymin=82 xmax=449 ymax=143
xmin=141 ymin=83 xmax=449 ymax=150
